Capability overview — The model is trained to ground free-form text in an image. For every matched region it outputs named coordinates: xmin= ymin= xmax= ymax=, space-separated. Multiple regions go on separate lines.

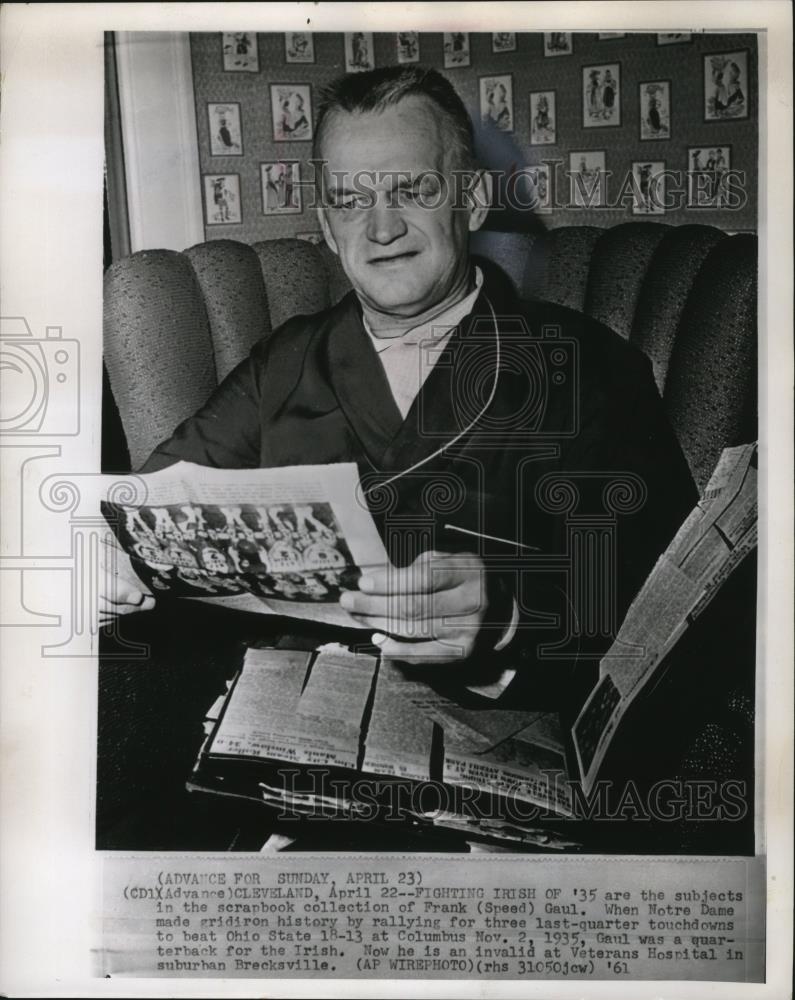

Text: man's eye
xmin=333 ymin=195 xmax=369 ymax=210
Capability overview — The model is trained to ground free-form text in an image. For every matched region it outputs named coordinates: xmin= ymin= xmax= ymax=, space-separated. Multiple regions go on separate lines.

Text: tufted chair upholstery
xmin=104 ymin=222 xmax=757 ymax=489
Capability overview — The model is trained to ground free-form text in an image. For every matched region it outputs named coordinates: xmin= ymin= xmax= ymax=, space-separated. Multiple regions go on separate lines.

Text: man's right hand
xmin=99 ymin=536 xmax=156 ymax=627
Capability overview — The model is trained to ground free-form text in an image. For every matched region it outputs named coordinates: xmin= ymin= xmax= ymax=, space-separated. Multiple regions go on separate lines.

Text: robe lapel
xmin=380 ymin=290 xmax=496 ymax=475
xmin=325 ymin=296 xmax=405 ymax=465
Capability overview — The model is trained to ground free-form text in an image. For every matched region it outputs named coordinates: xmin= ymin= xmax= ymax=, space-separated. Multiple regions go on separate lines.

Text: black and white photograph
xmin=443 ymin=31 xmax=470 ymax=68
xmin=492 ymin=32 xmax=517 ymax=53
xmin=704 ymin=49 xmax=750 ymax=120
xmin=639 ymin=79 xmax=671 ymax=139
xmin=631 ymin=160 xmax=666 ymax=214
xmin=687 ymin=144 xmax=732 ymax=207
xmin=530 ymin=89 xmax=556 ymax=144
xmin=202 ymin=172 xmax=241 ymax=224
xmin=569 ymin=149 xmax=607 ymax=206
xmin=396 ymin=30 xmax=419 ymax=63
xmin=284 ymin=30 xmax=315 ymax=64
xmin=2 ymin=6 xmax=793 ymax=996
xmin=207 ymin=101 xmax=243 ymax=156
xmin=260 ymin=160 xmax=303 ymax=215
xmin=269 ymin=82 xmax=313 ymax=140
xmin=583 ymin=61 xmax=621 ymax=126
xmin=221 ymin=30 xmax=259 ymax=72
xmin=543 ymin=31 xmax=573 ymax=56
xmin=345 ymin=31 xmax=374 ymax=73
xmin=479 ymin=74 xmax=514 ymax=132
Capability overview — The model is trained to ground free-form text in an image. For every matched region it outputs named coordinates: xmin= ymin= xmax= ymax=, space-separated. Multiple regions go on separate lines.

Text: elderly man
xmin=102 ymin=66 xmax=695 ymax=705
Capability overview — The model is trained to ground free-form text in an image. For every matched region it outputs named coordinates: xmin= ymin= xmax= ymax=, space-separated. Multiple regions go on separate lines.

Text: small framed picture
xmin=639 ymin=80 xmax=671 ymax=140
xmin=207 ymin=103 xmax=243 ymax=157
xmin=687 ymin=145 xmax=732 ymax=208
xmin=569 ymin=150 xmax=607 ymax=208
xmin=479 ymin=75 xmax=514 ymax=132
xmin=261 ymin=162 xmax=302 ymax=215
xmin=704 ymin=50 xmax=750 ymax=121
xmin=284 ymin=32 xmax=315 ymax=64
xmin=345 ymin=32 xmax=374 ymax=73
xmin=583 ymin=62 xmax=621 ymax=127
xmin=203 ymin=174 xmax=242 ymax=225
xmin=492 ymin=32 xmax=517 ymax=53
xmin=515 ymin=164 xmax=553 ymax=214
xmin=443 ymin=32 xmax=470 ymax=68
xmin=270 ymin=84 xmax=313 ymax=142
xmin=544 ymin=33 xmax=573 ymax=57
xmin=530 ymin=90 xmax=557 ymax=145
xmin=657 ymin=32 xmax=692 ymax=45
xmin=295 ymin=231 xmax=325 ymax=246
xmin=222 ymin=32 xmax=258 ymax=72
xmin=631 ymin=161 xmax=666 ymax=215
xmin=396 ymin=31 xmax=420 ymax=63
xmin=598 ymin=32 xmax=626 ymax=39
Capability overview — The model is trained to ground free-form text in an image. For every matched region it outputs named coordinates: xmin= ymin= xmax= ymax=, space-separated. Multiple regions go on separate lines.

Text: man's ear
xmin=316 ymin=206 xmax=339 ymax=255
xmin=466 ymin=169 xmax=493 ymax=233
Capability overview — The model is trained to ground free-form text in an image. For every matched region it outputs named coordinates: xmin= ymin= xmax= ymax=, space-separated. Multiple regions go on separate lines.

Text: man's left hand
xmin=339 ymin=550 xmax=488 ymax=664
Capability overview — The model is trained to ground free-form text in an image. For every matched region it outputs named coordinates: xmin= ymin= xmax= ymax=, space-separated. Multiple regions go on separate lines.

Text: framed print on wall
xmin=530 ymin=90 xmax=556 ymax=145
xmin=631 ymin=161 xmax=666 ymax=215
xmin=270 ymin=84 xmax=313 ymax=142
xmin=704 ymin=50 xmax=750 ymax=121
xmin=544 ymin=32 xmax=572 ymax=56
xmin=639 ymin=81 xmax=671 ymax=140
xmin=569 ymin=150 xmax=607 ymax=208
xmin=583 ymin=63 xmax=621 ymax=127
xmin=443 ymin=32 xmax=470 ymax=68
xmin=396 ymin=32 xmax=420 ymax=63
xmin=345 ymin=32 xmax=374 ymax=72
xmin=222 ymin=32 xmax=258 ymax=72
xmin=261 ymin=161 xmax=303 ymax=215
xmin=657 ymin=32 xmax=692 ymax=45
xmin=284 ymin=32 xmax=315 ymax=64
xmin=480 ymin=75 xmax=514 ymax=132
xmin=687 ymin=145 xmax=732 ymax=207
xmin=516 ymin=164 xmax=553 ymax=214
xmin=207 ymin=103 xmax=243 ymax=157
xmin=492 ymin=32 xmax=516 ymax=53
xmin=203 ymin=174 xmax=242 ymax=225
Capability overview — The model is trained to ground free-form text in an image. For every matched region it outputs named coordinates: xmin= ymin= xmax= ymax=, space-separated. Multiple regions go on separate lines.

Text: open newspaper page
xmin=572 ymin=443 xmax=758 ymax=793
xmin=99 ymin=461 xmax=389 ymax=627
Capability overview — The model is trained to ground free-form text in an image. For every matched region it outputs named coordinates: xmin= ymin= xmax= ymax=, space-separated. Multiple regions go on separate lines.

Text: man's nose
xmin=365 ymin=196 xmax=408 ymax=244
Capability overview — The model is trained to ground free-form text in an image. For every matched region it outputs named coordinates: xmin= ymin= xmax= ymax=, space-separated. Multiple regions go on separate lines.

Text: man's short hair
xmin=313 ymin=64 xmax=475 ymax=171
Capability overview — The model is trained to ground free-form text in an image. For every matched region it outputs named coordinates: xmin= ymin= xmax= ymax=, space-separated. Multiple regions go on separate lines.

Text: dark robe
xmin=142 ymin=275 xmax=697 ymax=718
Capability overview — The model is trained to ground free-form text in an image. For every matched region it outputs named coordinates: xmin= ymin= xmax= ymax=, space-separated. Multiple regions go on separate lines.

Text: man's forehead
xmin=319 ymin=97 xmax=450 ymax=178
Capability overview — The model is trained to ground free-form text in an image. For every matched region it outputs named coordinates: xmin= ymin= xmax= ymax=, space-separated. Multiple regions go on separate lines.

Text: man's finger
xmin=340 ymin=586 xmax=482 ymax=621
xmin=345 ymin=613 xmax=436 ymax=640
xmin=359 ymin=552 xmax=476 ymax=596
xmin=371 ymin=633 xmax=470 ymax=663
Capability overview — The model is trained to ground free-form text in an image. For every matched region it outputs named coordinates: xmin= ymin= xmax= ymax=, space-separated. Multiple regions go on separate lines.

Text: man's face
xmin=317 ymin=96 xmax=488 ymax=318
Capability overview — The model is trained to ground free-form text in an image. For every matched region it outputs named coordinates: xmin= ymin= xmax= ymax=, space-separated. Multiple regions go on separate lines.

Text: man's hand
xmin=99 ymin=536 xmax=156 ymax=628
xmin=339 ymin=550 xmax=488 ymax=664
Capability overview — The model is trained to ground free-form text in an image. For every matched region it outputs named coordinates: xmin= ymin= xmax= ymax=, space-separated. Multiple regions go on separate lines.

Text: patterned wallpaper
xmin=190 ymin=31 xmax=758 ymax=244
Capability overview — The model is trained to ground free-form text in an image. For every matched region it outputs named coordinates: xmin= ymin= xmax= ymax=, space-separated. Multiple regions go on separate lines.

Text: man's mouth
xmin=369 ymin=250 xmax=419 ymax=265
